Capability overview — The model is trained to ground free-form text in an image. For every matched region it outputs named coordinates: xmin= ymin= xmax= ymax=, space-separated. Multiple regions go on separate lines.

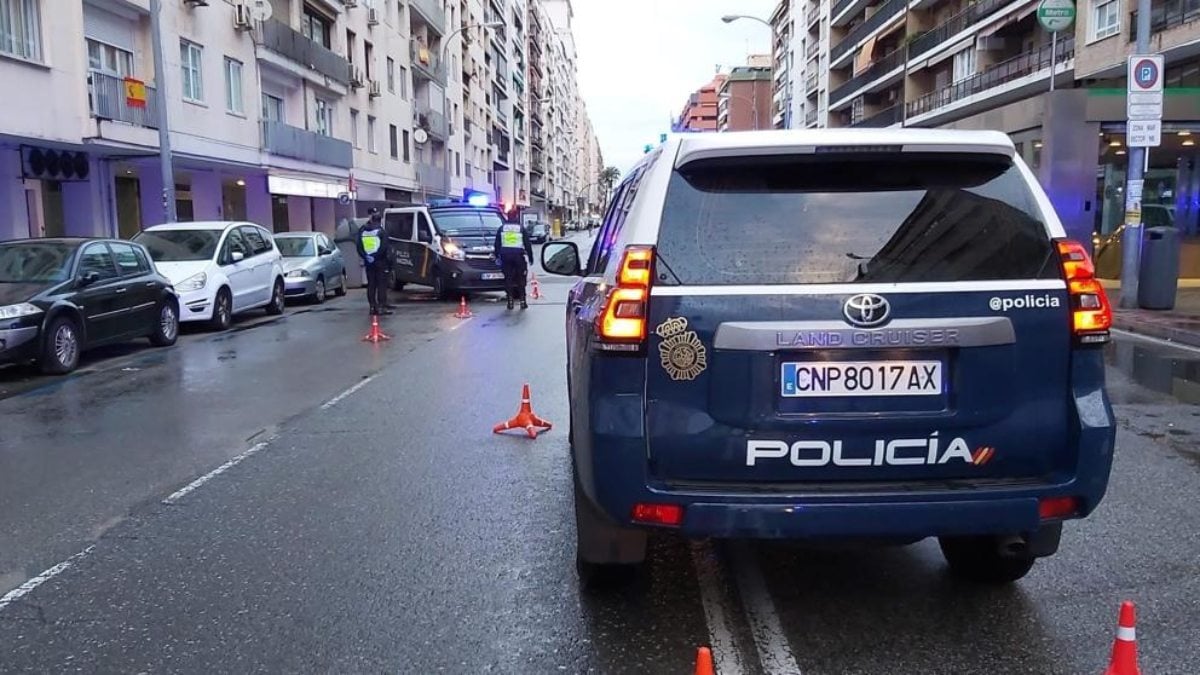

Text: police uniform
xmin=494 ymin=221 xmax=534 ymax=309
xmin=357 ymin=214 xmax=391 ymax=316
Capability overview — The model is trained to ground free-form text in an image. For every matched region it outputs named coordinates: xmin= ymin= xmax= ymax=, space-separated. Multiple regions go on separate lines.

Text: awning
xmin=268 ymin=174 xmax=350 ymax=199
xmin=978 ymin=2 xmax=1039 ymax=38
xmin=854 ymin=35 xmax=879 ymax=75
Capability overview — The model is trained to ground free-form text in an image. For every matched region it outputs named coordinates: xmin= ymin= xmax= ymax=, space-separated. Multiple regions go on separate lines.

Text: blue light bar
xmin=466 ymin=193 xmax=490 ymax=207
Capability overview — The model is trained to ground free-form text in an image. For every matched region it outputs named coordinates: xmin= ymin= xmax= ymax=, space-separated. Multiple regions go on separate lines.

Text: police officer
xmin=357 ymin=210 xmax=392 ymax=316
xmin=494 ymin=218 xmax=534 ymax=310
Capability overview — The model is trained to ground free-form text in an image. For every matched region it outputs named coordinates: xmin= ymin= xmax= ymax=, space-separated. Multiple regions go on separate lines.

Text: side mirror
xmin=541 ymin=241 xmax=581 ymax=277
xmin=320 ymin=247 xmax=334 ymax=256
xmin=78 ymin=270 xmax=101 ymax=287
xmin=230 ymin=251 xmax=245 ymax=263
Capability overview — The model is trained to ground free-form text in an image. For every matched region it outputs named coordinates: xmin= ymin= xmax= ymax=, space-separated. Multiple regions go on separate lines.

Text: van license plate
xmin=482 ymin=273 xmax=504 ymax=280
xmin=781 ymin=361 xmax=942 ymax=398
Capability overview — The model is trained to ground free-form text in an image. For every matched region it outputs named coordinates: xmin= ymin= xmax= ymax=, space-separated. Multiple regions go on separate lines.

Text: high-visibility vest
xmin=499 ymin=224 xmax=524 ymax=249
xmin=360 ymin=228 xmax=382 ymax=255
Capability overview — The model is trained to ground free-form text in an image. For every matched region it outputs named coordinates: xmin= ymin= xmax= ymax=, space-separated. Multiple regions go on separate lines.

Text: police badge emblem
xmin=655 ymin=317 xmax=708 ymax=381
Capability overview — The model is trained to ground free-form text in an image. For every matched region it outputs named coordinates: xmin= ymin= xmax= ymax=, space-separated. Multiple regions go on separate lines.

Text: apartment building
xmin=769 ymin=0 xmax=798 ymax=128
xmin=718 ymin=64 xmax=775 ymax=131
xmin=0 ymin=0 xmax=597 ymax=242
xmin=675 ymin=75 xmax=726 ymax=132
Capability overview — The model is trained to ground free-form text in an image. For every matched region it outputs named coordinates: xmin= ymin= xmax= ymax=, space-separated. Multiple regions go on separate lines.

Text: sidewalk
xmin=1107 ymin=282 xmax=1200 ymax=347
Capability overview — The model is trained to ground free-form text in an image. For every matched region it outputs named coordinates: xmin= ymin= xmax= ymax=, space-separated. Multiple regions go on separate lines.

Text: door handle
xmin=115 ymin=288 xmax=128 ymax=294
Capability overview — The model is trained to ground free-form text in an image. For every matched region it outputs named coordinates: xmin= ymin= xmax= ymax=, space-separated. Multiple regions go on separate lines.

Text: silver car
xmin=274 ymin=232 xmax=348 ymax=303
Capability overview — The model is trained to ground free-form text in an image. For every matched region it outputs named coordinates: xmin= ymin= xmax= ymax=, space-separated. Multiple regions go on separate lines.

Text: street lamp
xmin=441 ymin=21 xmax=504 ymax=200
xmin=719 ymin=91 xmax=759 ymax=131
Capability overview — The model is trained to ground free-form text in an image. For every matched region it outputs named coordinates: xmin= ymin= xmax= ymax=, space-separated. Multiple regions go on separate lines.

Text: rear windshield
xmin=655 ymin=153 xmax=1057 ymax=285
xmin=133 ymin=230 xmax=219 ymax=262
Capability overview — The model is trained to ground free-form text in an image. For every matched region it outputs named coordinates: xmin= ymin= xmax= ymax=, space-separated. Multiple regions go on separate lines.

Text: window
xmin=262 ymin=94 xmax=284 ymax=122
xmin=364 ymin=41 xmax=373 ymax=80
xmin=109 ymin=242 xmax=149 ymax=276
xmin=384 ymin=212 xmax=415 ymax=241
xmin=399 ymin=66 xmax=409 ymax=99
xmin=301 ymin=8 xmax=331 ymax=48
xmin=240 ymin=226 xmax=271 ymax=255
xmin=387 ymin=57 xmax=395 ymax=92
xmin=416 ymin=215 xmax=433 ymax=243
xmin=78 ymin=244 xmax=118 ymax=281
xmin=350 ymin=109 xmax=360 ymax=148
xmin=1091 ymin=0 xmax=1120 ymax=40
xmin=402 ymin=129 xmax=410 ymax=162
xmin=952 ymin=47 xmax=976 ymax=83
xmin=224 ymin=57 xmax=244 ymax=114
xmin=389 ymin=124 xmax=399 ymax=159
xmin=346 ymin=29 xmax=356 ymax=64
xmin=86 ymin=39 xmax=133 ymax=76
xmin=455 ymin=150 xmax=460 ymax=176
xmin=0 ymin=0 xmax=42 ymax=62
xmin=221 ymin=228 xmax=249 ymax=264
xmin=180 ymin=40 xmax=204 ymax=102
xmin=315 ymin=98 xmax=333 ymax=136
xmin=367 ymin=115 xmax=377 ymax=152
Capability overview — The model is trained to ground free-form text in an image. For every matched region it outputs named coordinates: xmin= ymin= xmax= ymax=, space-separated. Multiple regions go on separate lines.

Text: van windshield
xmin=431 ymin=210 xmax=504 ymax=237
xmin=655 ymin=153 xmax=1057 ymax=285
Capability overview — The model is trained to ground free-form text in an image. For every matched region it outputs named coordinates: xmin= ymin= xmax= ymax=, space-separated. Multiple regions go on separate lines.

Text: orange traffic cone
xmin=492 ymin=383 xmax=552 ymax=439
xmin=530 ymin=270 xmax=542 ymax=300
xmin=694 ymin=646 xmax=714 ymax=675
xmin=1103 ymin=601 xmax=1141 ymax=675
xmin=455 ymin=296 xmax=473 ymax=319
xmin=362 ymin=315 xmax=390 ymax=343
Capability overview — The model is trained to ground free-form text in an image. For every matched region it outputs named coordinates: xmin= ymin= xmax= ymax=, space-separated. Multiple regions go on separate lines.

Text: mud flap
xmin=574 ymin=473 xmax=647 ymax=565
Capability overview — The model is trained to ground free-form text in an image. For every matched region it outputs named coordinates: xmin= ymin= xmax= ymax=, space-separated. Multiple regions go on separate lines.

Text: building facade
xmin=0 ymin=0 xmax=597 ymax=242
xmin=718 ymin=64 xmax=775 ymax=131
xmin=675 ymin=74 xmax=726 ymax=132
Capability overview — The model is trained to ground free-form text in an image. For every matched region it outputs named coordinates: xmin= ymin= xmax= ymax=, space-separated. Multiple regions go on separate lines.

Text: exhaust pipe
xmin=997 ymin=535 xmax=1029 ymax=558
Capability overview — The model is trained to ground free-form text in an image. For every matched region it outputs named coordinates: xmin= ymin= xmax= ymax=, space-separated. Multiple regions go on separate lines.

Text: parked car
xmin=133 ymin=221 xmax=285 ymax=330
xmin=0 ymin=238 xmax=178 ymax=374
xmin=542 ymin=129 xmax=1117 ymax=588
xmin=526 ymin=221 xmax=551 ymax=244
xmin=274 ymin=231 xmax=348 ymax=303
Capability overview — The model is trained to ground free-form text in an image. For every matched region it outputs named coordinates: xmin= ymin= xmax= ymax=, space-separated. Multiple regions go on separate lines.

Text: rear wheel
xmin=574 ymin=473 xmax=646 ymax=590
xmin=938 ymin=535 xmax=1036 ymax=584
xmin=149 ymin=300 xmax=179 ymax=347
xmin=313 ymin=277 xmax=326 ymax=304
xmin=266 ymin=278 xmax=285 ymax=315
xmin=209 ymin=288 xmax=233 ymax=331
xmin=40 ymin=315 xmax=81 ymax=375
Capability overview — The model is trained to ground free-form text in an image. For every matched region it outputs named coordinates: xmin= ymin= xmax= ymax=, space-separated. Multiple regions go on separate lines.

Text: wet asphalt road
xmin=1 ymin=239 xmax=1199 ymax=673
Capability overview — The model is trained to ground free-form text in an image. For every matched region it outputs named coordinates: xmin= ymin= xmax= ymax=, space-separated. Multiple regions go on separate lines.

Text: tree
xmin=599 ymin=166 xmax=621 ymax=210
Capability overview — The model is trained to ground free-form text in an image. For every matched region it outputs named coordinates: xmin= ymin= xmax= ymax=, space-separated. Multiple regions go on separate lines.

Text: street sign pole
xmin=1036 ymin=0 xmax=1075 ymax=92
xmin=149 ymin=0 xmax=177 ymax=223
xmin=1120 ymin=1 xmax=1158 ymax=309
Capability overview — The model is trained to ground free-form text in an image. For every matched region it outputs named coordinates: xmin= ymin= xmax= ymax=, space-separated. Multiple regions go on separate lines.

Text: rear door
xmin=74 ymin=243 xmax=127 ymax=343
xmin=644 ymin=150 xmax=1073 ymax=487
xmin=108 ymin=241 xmax=158 ymax=334
xmin=239 ymin=225 xmax=274 ymax=305
xmin=218 ymin=228 xmax=255 ymax=310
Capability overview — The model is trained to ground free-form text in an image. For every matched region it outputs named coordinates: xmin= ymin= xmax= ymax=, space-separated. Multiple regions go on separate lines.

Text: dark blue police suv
xmin=541 ymin=130 xmax=1116 ymax=588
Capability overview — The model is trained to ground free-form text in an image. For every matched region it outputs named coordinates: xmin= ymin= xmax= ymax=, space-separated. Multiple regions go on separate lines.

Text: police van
xmin=540 ymin=129 xmax=1117 ymax=587
xmin=382 ymin=202 xmax=508 ymax=298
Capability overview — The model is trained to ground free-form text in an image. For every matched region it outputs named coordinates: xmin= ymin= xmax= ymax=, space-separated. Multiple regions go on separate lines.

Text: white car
xmin=133 ymin=221 xmax=286 ymax=330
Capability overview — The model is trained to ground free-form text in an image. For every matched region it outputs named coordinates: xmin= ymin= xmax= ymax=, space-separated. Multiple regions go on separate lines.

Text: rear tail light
xmin=1038 ymin=496 xmax=1080 ymax=520
xmin=1056 ymin=240 xmax=1112 ymax=344
xmin=596 ymin=246 xmax=654 ymax=351
xmin=631 ymin=502 xmax=684 ymax=527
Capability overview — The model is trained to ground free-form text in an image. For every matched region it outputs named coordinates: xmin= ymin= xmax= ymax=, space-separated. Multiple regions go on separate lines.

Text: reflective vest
xmin=360 ymin=228 xmax=382 ymax=255
xmin=499 ymin=224 xmax=524 ymax=249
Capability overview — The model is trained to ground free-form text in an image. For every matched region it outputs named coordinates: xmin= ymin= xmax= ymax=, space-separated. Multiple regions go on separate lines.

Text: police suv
xmin=540 ymin=130 xmax=1117 ymax=587
xmin=382 ymin=203 xmax=508 ymax=298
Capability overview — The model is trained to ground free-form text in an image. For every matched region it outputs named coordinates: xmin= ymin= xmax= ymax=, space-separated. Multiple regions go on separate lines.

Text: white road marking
xmin=690 ymin=541 xmax=747 ymax=675
xmin=1111 ymin=328 xmax=1200 ymax=355
xmin=729 ymin=542 xmax=802 ymax=675
xmin=320 ymin=374 xmax=379 ymax=410
xmin=0 ymin=546 xmax=96 ymax=614
xmin=162 ymin=439 xmax=272 ymax=505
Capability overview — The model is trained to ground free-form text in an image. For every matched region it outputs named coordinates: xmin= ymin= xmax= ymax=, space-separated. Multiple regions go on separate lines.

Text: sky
xmin=572 ymin=0 xmax=779 ymax=176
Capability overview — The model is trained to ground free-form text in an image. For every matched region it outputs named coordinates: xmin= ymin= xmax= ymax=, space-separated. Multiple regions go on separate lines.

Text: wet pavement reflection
xmin=1105 ymin=334 xmax=1200 ymax=405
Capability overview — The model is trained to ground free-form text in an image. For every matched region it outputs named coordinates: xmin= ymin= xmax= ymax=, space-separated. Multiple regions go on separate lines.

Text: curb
xmin=1113 ymin=314 xmax=1200 ymax=349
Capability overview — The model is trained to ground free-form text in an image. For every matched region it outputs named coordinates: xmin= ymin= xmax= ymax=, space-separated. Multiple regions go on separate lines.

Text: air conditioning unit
xmin=368 ymin=80 xmax=382 ymax=98
xmin=350 ymin=66 xmax=365 ymax=88
xmin=367 ymin=7 xmax=380 ymax=25
xmin=233 ymin=3 xmax=253 ymax=30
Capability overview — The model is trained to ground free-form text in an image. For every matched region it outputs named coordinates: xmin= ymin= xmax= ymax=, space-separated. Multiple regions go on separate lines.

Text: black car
xmin=0 ymin=238 xmax=179 ymax=374
xmin=525 ymin=222 xmax=550 ymax=244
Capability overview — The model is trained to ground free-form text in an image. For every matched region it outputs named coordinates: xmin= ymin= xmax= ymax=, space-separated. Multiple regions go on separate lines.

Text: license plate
xmin=781 ymin=360 xmax=942 ymax=398
xmin=482 ymin=272 xmax=504 ymax=280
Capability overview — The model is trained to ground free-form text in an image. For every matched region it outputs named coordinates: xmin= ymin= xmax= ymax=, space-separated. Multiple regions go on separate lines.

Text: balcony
xmin=416 ymin=161 xmax=448 ymax=195
xmin=1130 ymin=0 xmax=1200 ymax=39
xmin=410 ymin=41 xmax=446 ymax=84
xmin=807 ymin=40 xmax=820 ymax=59
xmin=830 ymin=45 xmax=905 ymax=104
xmin=496 ymin=107 xmax=509 ymax=126
xmin=88 ymin=71 xmax=158 ymax=129
xmin=906 ymin=38 xmax=1074 ymax=118
xmin=832 ymin=0 xmax=855 ymax=20
xmin=851 ymin=103 xmax=902 ymax=127
xmin=830 ymin=0 xmax=907 ymax=63
xmin=409 ymin=0 xmax=446 ymax=35
xmin=805 ymin=108 xmax=819 ymax=126
xmin=908 ymin=0 xmax=1011 ymax=60
xmin=531 ymin=155 xmax=545 ymax=173
xmin=416 ymin=103 xmax=449 ymax=142
xmin=806 ymin=71 xmax=819 ymax=93
xmin=260 ymin=120 xmax=352 ymax=168
xmin=259 ymin=19 xmax=351 ymax=86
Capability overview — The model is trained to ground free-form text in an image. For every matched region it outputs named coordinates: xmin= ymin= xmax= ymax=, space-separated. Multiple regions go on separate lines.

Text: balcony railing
xmin=906 ymin=38 xmax=1074 ymax=118
xmin=832 ymin=0 xmax=855 ymax=19
xmin=416 ymin=103 xmax=448 ymax=141
xmin=260 ymin=19 xmax=351 ymax=86
xmin=417 ymin=161 xmax=448 ymax=195
xmin=908 ymin=0 xmax=1011 ymax=59
xmin=1130 ymin=0 xmax=1200 ymax=39
xmin=409 ymin=0 xmax=446 ymax=35
xmin=807 ymin=40 xmax=820 ymax=58
xmin=411 ymin=41 xmax=446 ymax=84
xmin=851 ymin=103 xmax=902 ymax=127
xmin=260 ymin=120 xmax=352 ymax=168
xmin=88 ymin=71 xmax=158 ymax=129
xmin=496 ymin=107 xmax=509 ymax=126
xmin=805 ymin=108 xmax=819 ymax=125
xmin=806 ymin=71 xmax=820 ymax=92
xmin=830 ymin=45 xmax=905 ymax=103
xmin=830 ymin=0 xmax=907 ymax=62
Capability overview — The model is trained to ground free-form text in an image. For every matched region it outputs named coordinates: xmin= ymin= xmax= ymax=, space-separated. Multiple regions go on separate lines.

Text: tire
xmin=266 ymin=278 xmax=285 ymax=315
xmin=313 ymin=277 xmax=326 ymax=304
xmin=335 ymin=271 xmax=348 ymax=296
xmin=40 ymin=315 xmax=82 ymax=375
xmin=938 ymin=535 xmax=1037 ymax=584
xmin=209 ymin=288 xmax=233 ymax=331
xmin=574 ymin=472 xmax=646 ymax=591
xmin=149 ymin=299 xmax=179 ymax=347
xmin=432 ymin=273 xmax=447 ymax=301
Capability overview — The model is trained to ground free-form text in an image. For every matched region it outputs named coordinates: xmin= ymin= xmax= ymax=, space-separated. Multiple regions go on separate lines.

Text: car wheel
xmin=313 ymin=277 xmax=326 ymax=304
xmin=40 ymin=315 xmax=81 ymax=375
xmin=149 ymin=300 xmax=179 ymax=347
xmin=209 ymin=289 xmax=233 ymax=331
xmin=574 ymin=472 xmax=646 ymax=591
xmin=335 ymin=271 xmax=348 ymax=296
xmin=432 ymin=273 xmax=447 ymax=301
xmin=266 ymin=278 xmax=285 ymax=315
xmin=938 ymin=535 xmax=1037 ymax=584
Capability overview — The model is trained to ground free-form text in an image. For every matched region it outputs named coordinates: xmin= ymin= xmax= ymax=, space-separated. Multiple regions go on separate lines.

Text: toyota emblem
xmin=843 ymin=293 xmax=891 ymax=328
